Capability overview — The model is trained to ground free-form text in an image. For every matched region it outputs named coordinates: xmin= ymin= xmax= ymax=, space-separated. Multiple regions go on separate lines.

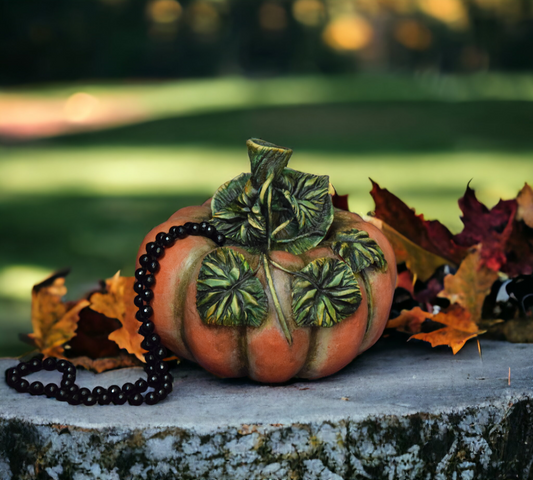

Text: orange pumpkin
xmin=136 ymin=139 xmax=396 ymax=383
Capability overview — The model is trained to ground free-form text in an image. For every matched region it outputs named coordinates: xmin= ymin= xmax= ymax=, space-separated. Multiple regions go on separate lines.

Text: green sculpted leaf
xmin=292 ymin=258 xmax=361 ymax=328
xmin=211 ymin=173 xmax=268 ymax=248
xmin=211 ymin=139 xmax=334 ymax=255
xmin=332 ymin=229 xmax=387 ymax=273
xmin=272 ymin=168 xmax=334 ymax=255
xmin=197 ymin=248 xmax=268 ymax=327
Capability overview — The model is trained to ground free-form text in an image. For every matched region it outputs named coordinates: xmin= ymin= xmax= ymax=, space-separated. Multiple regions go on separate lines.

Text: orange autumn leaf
xmin=438 ymin=245 xmax=498 ymax=323
xmin=89 ymin=271 xmax=146 ymax=362
xmin=70 ymin=352 xmax=142 ymax=373
xmin=387 ymin=306 xmax=430 ymax=334
xmin=516 ymin=183 xmax=533 ymax=228
xmin=29 ymin=270 xmax=89 ymax=357
xmin=366 ymin=216 xmax=449 ymax=281
xmin=410 ymin=304 xmax=485 ymax=354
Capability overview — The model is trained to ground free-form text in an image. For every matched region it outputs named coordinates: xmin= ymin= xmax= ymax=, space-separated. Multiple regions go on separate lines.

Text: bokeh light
xmin=259 ymin=1 xmax=288 ymax=32
xmin=394 ymin=19 xmax=433 ymax=50
xmin=322 ymin=14 xmax=373 ymax=51
xmin=63 ymin=93 xmax=100 ymax=123
xmin=292 ymin=0 xmax=326 ymax=27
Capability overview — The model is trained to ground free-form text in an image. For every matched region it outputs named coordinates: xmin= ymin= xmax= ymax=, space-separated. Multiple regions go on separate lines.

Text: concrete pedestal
xmin=1 ymin=338 xmax=533 ymax=480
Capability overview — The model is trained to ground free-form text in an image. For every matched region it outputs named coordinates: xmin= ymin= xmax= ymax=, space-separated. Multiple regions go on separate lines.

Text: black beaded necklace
xmin=4 ymin=222 xmax=225 ymax=406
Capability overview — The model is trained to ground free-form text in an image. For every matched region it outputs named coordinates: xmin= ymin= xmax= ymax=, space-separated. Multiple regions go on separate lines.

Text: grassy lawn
xmin=1 ymin=75 xmax=532 ymax=357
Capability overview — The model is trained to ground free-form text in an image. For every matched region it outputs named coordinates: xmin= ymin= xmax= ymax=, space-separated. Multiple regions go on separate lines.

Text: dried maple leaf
xmin=516 ymin=183 xmax=533 ymax=228
xmin=367 ymin=216 xmax=449 ymax=281
xmin=28 ymin=270 xmax=89 ymax=357
xmin=387 ymin=306 xmax=430 ymax=334
xmin=438 ymin=245 xmax=498 ymax=323
xmin=454 ymin=184 xmax=516 ymax=272
xmin=370 ymin=180 xmax=468 ymax=265
xmin=70 ymin=352 xmax=142 ymax=374
xmin=332 ymin=192 xmax=350 ymax=211
xmin=89 ymin=271 xmax=146 ymax=362
xmin=410 ymin=304 xmax=485 ymax=354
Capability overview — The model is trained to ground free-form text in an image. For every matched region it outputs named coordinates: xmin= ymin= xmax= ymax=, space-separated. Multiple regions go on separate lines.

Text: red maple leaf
xmin=454 ymin=184 xmax=517 ymax=272
xmin=370 ymin=180 xmax=468 ymax=265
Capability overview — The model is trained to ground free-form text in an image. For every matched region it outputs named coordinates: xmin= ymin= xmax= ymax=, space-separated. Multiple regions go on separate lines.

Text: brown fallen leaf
xmin=366 ymin=216 xmax=449 ymax=281
xmin=410 ymin=304 xmax=486 ymax=354
xmin=387 ymin=306 xmax=431 ymax=334
xmin=28 ymin=270 xmax=89 ymax=357
xmin=89 ymin=271 xmax=146 ymax=362
xmin=69 ymin=352 xmax=142 ymax=374
xmin=438 ymin=245 xmax=499 ymax=323
xmin=516 ymin=183 xmax=533 ymax=228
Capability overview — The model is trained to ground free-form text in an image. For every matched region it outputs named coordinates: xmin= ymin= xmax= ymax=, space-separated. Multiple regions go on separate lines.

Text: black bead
xmin=215 ymin=233 xmax=226 ymax=245
xmin=139 ymin=305 xmax=154 ymax=319
xmin=68 ymin=393 xmax=82 ymax=406
xmin=29 ymin=381 xmax=44 ymax=396
xmin=144 ymin=274 xmax=156 ymax=287
xmin=57 ymin=360 xmax=73 ymax=373
xmin=61 ymin=378 xmax=76 ymax=389
xmin=156 ymin=388 xmax=167 ymax=400
xmin=122 ymin=382 xmax=135 ymax=395
xmin=134 ymin=295 xmax=145 ymax=308
xmin=145 ymin=392 xmax=159 ymax=405
xmin=147 ymin=374 xmax=161 ymax=387
xmin=185 ymin=222 xmax=200 ymax=235
xmin=162 ymin=381 xmax=173 ymax=394
xmin=170 ymin=225 xmax=186 ymax=239
xmin=92 ymin=386 xmax=107 ymax=398
xmin=199 ymin=221 xmax=209 ymax=233
xmin=144 ymin=353 xmax=158 ymax=365
xmin=62 ymin=373 xmax=76 ymax=384
xmin=144 ymin=363 xmax=156 ymax=375
xmin=141 ymin=333 xmax=160 ymax=350
xmin=65 ymin=365 xmax=76 ymax=376
xmin=205 ymin=225 xmax=216 ymax=237
xmin=148 ymin=260 xmax=160 ymax=273
xmin=139 ymin=254 xmax=152 ymax=268
xmin=128 ymin=393 xmax=144 ymax=406
xmin=43 ymin=357 xmax=57 ymax=371
xmin=44 ymin=383 xmax=59 ymax=398
xmin=161 ymin=373 xmax=174 ymax=384
xmin=98 ymin=394 xmax=112 ymax=405
xmin=136 ymin=311 xmax=146 ymax=322
xmin=139 ymin=321 xmax=155 ymax=336
xmin=113 ymin=392 xmax=127 ymax=405
xmin=15 ymin=379 xmax=30 ymax=393
xmin=133 ymin=282 xmax=145 ymax=294
xmin=135 ymin=268 xmax=148 ymax=281
xmin=141 ymin=289 xmax=154 ymax=301
xmin=7 ymin=374 xmax=19 ymax=388
xmin=155 ymin=232 xmax=167 ymax=246
xmin=107 ymin=385 xmax=121 ymax=398
xmin=83 ymin=395 xmax=97 ymax=406
xmin=146 ymin=242 xmax=164 ymax=258
xmin=16 ymin=362 xmax=31 ymax=376
xmin=135 ymin=379 xmax=148 ymax=393
xmin=152 ymin=346 xmax=168 ymax=360
xmin=56 ymin=388 xmax=70 ymax=402
xmin=67 ymin=385 xmax=79 ymax=395
xmin=155 ymin=362 xmax=169 ymax=374
xmin=28 ymin=357 xmax=42 ymax=372
xmin=79 ymin=387 xmax=91 ymax=398
xmin=161 ymin=235 xmax=174 ymax=247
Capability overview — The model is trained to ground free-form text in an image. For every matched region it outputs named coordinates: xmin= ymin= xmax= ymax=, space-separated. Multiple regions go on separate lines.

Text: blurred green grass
xmin=1 ymin=75 xmax=532 ymax=357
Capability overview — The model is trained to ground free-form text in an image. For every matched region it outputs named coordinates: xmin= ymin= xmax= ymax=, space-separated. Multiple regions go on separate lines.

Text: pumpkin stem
xmin=262 ymin=254 xmax=292 ymax=345
xmin=247 ymin=138 xmax=292 ymax=190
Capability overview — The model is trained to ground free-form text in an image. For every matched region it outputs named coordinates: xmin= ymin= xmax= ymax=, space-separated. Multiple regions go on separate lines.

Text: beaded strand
xmin=4 ymin=221 xmax=225 ymax=406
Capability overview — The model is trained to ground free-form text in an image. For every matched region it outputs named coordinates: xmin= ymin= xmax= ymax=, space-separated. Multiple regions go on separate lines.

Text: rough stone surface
xmin=1 ymin=338 xmax=533 ymax=480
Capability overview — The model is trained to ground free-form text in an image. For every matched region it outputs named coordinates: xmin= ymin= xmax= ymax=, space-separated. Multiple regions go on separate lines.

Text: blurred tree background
xmin=0 ymin=0 xmax=532 ymax=356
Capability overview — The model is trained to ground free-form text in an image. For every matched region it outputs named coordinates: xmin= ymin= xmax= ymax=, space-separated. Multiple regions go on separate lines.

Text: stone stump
xmin=1 ymin=338 xmax=532 ymax=480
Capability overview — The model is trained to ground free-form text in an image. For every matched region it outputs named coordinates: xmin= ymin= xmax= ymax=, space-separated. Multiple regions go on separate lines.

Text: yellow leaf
xmin=89 ymin=271 xmax=146 ymax=362
xmin=516 ymin=183 xmax=533 ymax=228
xmin=29 ymin=270 xmax=88 ymax=357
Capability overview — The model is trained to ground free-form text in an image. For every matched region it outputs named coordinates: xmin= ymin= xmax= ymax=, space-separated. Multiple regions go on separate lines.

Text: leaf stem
xmin=262 ymin=254 xmax=292 ymax=345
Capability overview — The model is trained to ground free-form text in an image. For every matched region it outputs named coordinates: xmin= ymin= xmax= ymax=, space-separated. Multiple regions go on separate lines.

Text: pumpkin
xmin=136 ymin=139 xmax=396 ymax=383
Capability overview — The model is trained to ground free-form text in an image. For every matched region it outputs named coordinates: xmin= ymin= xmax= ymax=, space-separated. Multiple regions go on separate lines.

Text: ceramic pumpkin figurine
xmin=136 ymin=139 xmax=396 ymax=383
